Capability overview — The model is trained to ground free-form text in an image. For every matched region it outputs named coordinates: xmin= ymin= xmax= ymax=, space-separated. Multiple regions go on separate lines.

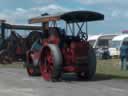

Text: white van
xmin=109 ymin=34 xmax=128 ymax=57
xmin=88 ymin=34 xmax=117 ymax=49
xmin=88 ymin=34 xmax=117 ymax=59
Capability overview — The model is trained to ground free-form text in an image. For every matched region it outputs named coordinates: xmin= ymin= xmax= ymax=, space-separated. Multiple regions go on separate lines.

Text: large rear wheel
xmin=87 ymin=47 xmax=96 ymax=80
xmin=77 ymin=47 xmax=96 ymax=80
xmin=39 ymin=44 xmax=62 ymax=81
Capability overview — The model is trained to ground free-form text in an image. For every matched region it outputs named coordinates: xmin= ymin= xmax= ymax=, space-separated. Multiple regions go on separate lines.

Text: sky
xmin=0 ymin=0 xmax=128 ymax=35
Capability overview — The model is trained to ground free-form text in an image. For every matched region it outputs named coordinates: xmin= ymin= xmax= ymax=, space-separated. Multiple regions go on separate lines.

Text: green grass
xmin=0 ymin=62 xmax=24 ymax=68
xmin=0 ymin=58 xmax=128 ymax=79
xmin=96 ymin=58 xmax=128 ymax=79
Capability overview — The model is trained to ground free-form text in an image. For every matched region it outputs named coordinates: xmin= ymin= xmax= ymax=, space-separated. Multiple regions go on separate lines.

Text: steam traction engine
xmin=25 ymin=11 xmax=104 ymax=81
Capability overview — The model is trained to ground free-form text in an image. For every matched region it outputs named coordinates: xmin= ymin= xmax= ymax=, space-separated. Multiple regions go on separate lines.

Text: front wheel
xmin=39 ymin=44 xmax=63 ymax=81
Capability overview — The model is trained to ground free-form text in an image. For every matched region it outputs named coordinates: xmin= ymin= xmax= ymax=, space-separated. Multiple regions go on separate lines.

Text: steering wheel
xmin=78 ymin=32 xmax=87 ymax=40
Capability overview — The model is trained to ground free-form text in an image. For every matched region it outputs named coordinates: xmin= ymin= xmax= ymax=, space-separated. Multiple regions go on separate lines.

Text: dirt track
xmin=0 ymin=68 xmax=128 ymax=96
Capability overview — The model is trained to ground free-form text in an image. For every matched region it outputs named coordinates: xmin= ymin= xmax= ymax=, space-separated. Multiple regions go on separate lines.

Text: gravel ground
xmin=0 ymin=68 xmax=128 ymax=96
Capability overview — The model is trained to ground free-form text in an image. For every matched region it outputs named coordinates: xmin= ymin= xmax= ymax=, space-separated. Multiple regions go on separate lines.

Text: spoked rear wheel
xmin=40 ymin=44 xmax=62 ymax=81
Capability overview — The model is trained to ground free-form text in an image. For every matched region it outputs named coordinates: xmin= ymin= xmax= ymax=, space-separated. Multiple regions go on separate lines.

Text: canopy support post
xmin=1 ymin=22 xmax=5 ymax=40
xmin=72 ymin=23 xmax=75 ymax=36
xmin=86 ymin=22 xmax=88 ymax=40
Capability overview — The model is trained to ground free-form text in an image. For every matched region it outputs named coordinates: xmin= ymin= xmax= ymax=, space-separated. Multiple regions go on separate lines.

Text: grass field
xmin=0 ymin=62 xmax=24 ymax=68
xmin=96 ymin=58 xmax=128 ymax=79
xmin=0 ymin=59 xmax=128 ymax=79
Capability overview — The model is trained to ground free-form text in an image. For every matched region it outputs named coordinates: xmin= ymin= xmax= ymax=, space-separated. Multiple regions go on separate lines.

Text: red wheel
xmin=40 ymin=44 xmax=62 ymax=81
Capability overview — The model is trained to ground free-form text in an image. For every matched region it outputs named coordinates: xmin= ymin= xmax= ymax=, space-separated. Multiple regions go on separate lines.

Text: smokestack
xmin=41 ymin=13 xmax=49 ymax=31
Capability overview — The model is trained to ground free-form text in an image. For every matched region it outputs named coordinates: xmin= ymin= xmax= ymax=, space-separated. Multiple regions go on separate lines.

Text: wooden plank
xmin=29 ymin=16 xmax=60 ymax=24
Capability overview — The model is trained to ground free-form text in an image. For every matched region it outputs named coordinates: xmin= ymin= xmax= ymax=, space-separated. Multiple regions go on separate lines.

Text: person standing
xmin=120 ymin=41 xmax=128 ymax=70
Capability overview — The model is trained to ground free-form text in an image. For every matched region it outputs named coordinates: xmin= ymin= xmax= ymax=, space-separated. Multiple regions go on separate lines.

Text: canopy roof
xmin=29 ymin=11 xmax=104 ymax=24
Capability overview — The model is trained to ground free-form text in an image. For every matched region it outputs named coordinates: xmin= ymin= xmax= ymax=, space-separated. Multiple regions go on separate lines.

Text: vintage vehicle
xmin=0 ymin=21 xmax=42 ymax=63
xmin=25 ymin=11 xmax=104 ymax=81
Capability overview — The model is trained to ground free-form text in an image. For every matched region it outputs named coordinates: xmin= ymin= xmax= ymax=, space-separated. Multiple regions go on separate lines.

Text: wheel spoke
xmin=47 ymin=52 xmax=54 ymax=64
xmin=40 ymin=48 xmax=54 ymax=80
xmin=47 ymin=64 xmax=54 ymax=73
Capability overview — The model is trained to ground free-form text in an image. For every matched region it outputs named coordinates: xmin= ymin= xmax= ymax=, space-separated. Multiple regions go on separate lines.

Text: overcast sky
xmin=0 ymin=0 xmax=127 ymax=35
